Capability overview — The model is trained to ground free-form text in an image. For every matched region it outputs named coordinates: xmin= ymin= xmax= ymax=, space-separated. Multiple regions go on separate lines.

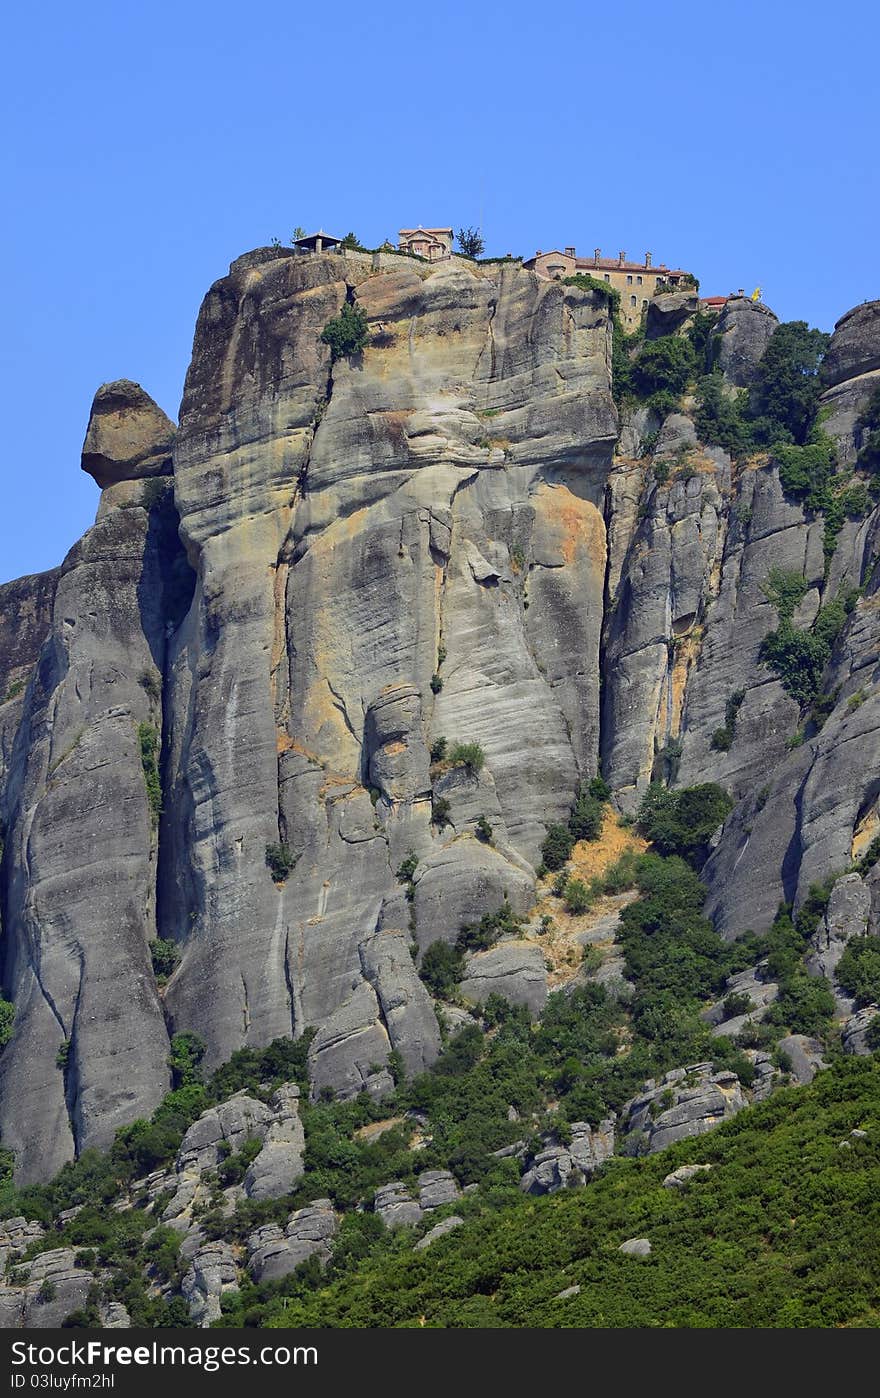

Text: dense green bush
xmin=265 ymin=843 xmax=296 ymax=882
xmin=137 ymin=722 xmax=162 ymax=827
xmin=448 ymin=741 xmax=485 ymax=775
xmin=710 ymin=689 xmax=746 ymax=752
xmin=168 ymin=1033 xmax=206 ymax=1089
xmin=636 ymin=783 xmax=733 ymax=864
xmin=568 ymin=785 xmax=605 ymax=842
xmin=320 ymin=302 xmax=370 ymax=361
xmin=751 ymin=321 xmax=830 ymax=445
xmin=457 ymin=902 xmax=523 ymax=953
xmin=630 ymin=336 xmax=696 ymax=401
xmin=562 ymin=273 xmax=620 ymax=312
xmin=837 ymin=936 xmax=880 ymax=1007
xmin=419 ymin=942 xmax=465 ymax=998
xmin=759 ymin=577 xmax=854 ymax=706
xmin=0 ymin=997 xmax=14 ymax=1051
xmin=541 ymin=823 xmax=575 ymax=871
xmin=149 ymin=938 xmax=180 ymax=980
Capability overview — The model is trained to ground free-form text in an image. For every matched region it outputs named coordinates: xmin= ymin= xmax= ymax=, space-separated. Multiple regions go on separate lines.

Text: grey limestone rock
xmin=418 ymin=1169 xmax=460 ymax=1211
xmin=715 ymin=295 xmax=779 ymax=387
xmin=459 ymin=940 xmax=547 ymax=1016
xmin=247 ymin=1199 xmax=337 ymax=1282
xmin=623 ymin=1064 xmax=745 ymax=1153
xmin=181 ymin=1242 xmax=239 ymax=1326
xmin=243 ymin=1083 xmax=305 ymax=1200
xmin=662 ymin=1164 xmax=712 ymax=1189
xmin=374 ymin=1182 xmax=422 ymax=1229
xmin=520 ymin=1119 xmax=615 ymax=1193
xmin=0 ymin=1248 xmax=96 ymax=1329
xmin=806 ymin=873 xmax=870 ymax=1009
xmin=176 ymin=1093 xmax=273 ymax=1175
xmin=415 ymin=1215 xmax=464 ymax=1250
xmin=842 ymin=1006 xmax=879 ymax=1056
xmin=777 ymin=1035 xmax=827 ymax=1085
xmin=645 ymin=291 xmax=699 ymax=339
xmin=619 ymin=1238 xmax=651 ymax=1257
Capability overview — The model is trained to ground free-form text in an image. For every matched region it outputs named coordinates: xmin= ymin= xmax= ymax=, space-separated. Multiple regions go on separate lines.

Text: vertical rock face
xmin=1 ymin=245 xmax=880 ymax=1183
xmin=0 ymin=570 xmax=59 ymax=793
xmin=158 ymin=250 xmax=616 ymax=1082
xmin=714 ymin=296 xmax=779 ymax=387
xmin=0 ymin=387 xmax=194 ymax=1183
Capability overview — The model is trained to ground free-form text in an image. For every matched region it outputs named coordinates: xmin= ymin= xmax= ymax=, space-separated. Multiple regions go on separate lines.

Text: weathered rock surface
xmin=520 ymin=1119 xmax=615 ymax=1193
xmin=777 ymin=1035 xmax=827 ymax=1085
xmin=662 ymin=1163 xmax=712 ymax=1189
xmin=242 ymin=1084 xmax=305 ymax=1199
xmin=805 ymin=873 xmax=870 ymax=1009
xmin=247 ymin=1199 xmax=337 ymax=1282
xmin=619 ymin=1237 xmax=651 ymax=1257
xmin=2 ymin=239 xmax=880 ymax=1190
xmin=81 ymin=380 xmax=175 ymax=488
xmin=622 ymin=1064 xmax=745 ymax=1153
xmin=0 ymin=1248 xmax=97 ymax=1329
xmin=842 ymin=1005 xmax=879 ymax=1056
xmin=715 ymin=295 xmax=779 ymax=387
xmin=645 ymin=291 xmax=699 ymax=339
xmin=181 ymin=1241 xmax=238 ymax=1326
xmin=374 ymin=1182 xmax=422 ymax=1229
xmin=415 ymin=1215 xmax=464 ymax=1249
xmin=0 ymin=461 xmax=194 ymax=1182
xmin=459 ymin=940 xmax=548 ymax=1016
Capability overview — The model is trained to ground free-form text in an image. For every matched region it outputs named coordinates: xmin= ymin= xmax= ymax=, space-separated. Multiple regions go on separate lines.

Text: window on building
xmin=604 ymin=274 xmax=610 ymax=282
xmin=626 ymin=274 xmax=632 ymax=284
xmin=642 ymin=299 xmax=648 ymax=309
xmin=630 ymin=295 xmax=637 ymax=306
xmin=637 ymin=275 xmax=643 ymax=285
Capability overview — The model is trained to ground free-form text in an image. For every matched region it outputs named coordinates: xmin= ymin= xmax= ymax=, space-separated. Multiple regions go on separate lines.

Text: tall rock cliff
xmin=1 ymin=247 xmax=878 ymax=1183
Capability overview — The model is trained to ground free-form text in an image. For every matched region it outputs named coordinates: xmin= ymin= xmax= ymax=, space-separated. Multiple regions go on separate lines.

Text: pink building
xmin=398 ymin=226 xmax=454 ymax=261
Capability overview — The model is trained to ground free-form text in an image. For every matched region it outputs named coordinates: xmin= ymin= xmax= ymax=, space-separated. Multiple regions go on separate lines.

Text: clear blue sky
xmin=2 ymin=0 xmax=877 ymax=583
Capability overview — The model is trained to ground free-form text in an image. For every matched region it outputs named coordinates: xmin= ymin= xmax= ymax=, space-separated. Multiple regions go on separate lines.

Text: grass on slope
xmin=268 ymin=1057 xmax=880 ymax=1329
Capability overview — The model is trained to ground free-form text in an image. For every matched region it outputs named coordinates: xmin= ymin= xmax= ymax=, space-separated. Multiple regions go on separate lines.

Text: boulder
xmin=81 ymin=380 xmax=175 ymax=488
xmin=247 ymin=1200 xmax=337 ymax=1282
xmin=842 ymin=1005 xmax=880 ymax=1056
xmin=619 ymin=1238 xmax=651 ymax=1257
xmin=243 ymin=1083 xmax=305 ymax=1200
xmin=417 ymin=1169 xmax=460 ymax=1211
xmin=777 ymin=1035 xmax=827 ymax=1085
xmin=415 ymin=1216 xmax=464 ymax=1250
xmin=177 ymin=1093 xmax=273 ymax=1174
xmin=662 ymin=1164 xmax=712 ymax=1189
xmin=645 ymin=291 xmax=699 ymax=339
xmin=459 ymin=941 xmax=547 ymax=1016
xmin=373 ymin=1182 xmax=422 ymax=1229
xmin=715 ymin=295 xmax=779 ymax=387
xmin=181 ymin=1242 xmax=239 ymax=1326
xmin=622 ymin=1064 xmax=745 ymax=1153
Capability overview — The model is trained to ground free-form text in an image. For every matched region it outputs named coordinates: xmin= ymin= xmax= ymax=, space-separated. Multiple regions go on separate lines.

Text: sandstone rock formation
xmin=1 ymin=242 xmax=879 ymax=1188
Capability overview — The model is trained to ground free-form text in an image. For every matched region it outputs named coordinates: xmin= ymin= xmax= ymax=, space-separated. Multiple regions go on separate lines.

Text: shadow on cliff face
xmin=138 ymin=489 xmax=196 ymax=671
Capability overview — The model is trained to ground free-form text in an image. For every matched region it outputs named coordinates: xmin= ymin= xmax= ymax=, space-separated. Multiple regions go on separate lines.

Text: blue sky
xmin=2 ymin=0 xmax=877 ymax=583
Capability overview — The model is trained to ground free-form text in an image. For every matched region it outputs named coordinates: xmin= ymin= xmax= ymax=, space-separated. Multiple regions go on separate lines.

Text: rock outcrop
xmin=621 ymin=1063 xmax=746 ymax=1153
xmin=1 ymin=242 xmax=879 ymax=1188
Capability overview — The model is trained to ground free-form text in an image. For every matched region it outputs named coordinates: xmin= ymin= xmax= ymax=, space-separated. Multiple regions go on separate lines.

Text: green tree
xmin=419 ymin=942 xmax=465 ymax=998
xmin=0 ymin=997 xmax=14 ymax=1051
xmin=169 ymin=1033 xmax=206 ymax=1089
xmin=637 ymin=783 xmax=733 ymax=864
xmin=320 ymin=302 xmax=370 ymax=362
xmin=751 ymin=321 xmax=830 ymax=444
xmin=457 ymin=227 xmax=485 ymax=258
xmin=631 ymin=336 xmax=697 ymax=400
